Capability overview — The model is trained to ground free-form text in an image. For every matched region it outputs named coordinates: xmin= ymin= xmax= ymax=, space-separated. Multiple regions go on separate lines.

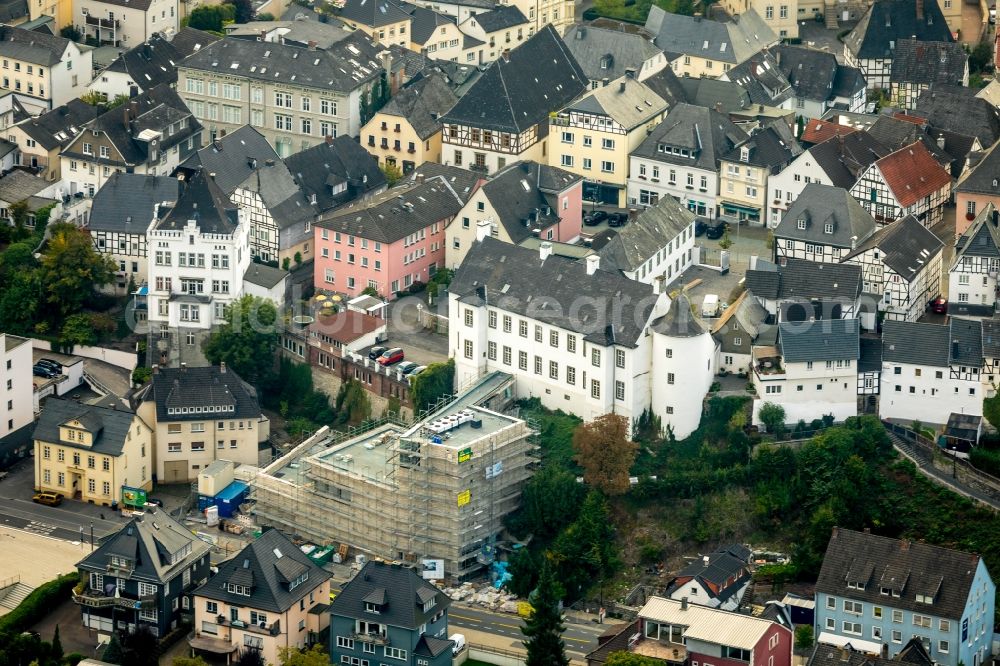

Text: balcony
xmin=352 ymin=631 xmax=390 ymax=645
xmin=72 ymin=589 xmax=156 ymax=610
xmin=85 ymin=15 xmax=119 ymax=29
xmin=752 ymin=346 xmax=784 ymax=377
xmin=469 ymin=164 xmax=489 ymax=174
xmin=219 ymin=616 xmax=282 ymax=637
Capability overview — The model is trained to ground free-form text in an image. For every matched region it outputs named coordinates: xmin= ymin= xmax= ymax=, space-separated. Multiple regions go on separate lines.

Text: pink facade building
xmin=314 ymin=175 xmax=467 ymax=299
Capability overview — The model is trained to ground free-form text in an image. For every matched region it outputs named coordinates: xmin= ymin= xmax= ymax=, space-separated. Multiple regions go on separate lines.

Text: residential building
xmin=456 ymin=6 xmax=531 ymax=66
xmin=982 ymin=319 xmax=1000 ymax=393
xmin=948 ymin=204 xmax=999 ymax=317
xmin=189 ymin=528 xmax=331 ymax=665
xmin=334 ymin=0 xmax=411 ymax=47
xmin=814 ymin=527 xmax=995 ymax=666
xmin=745 ymin=258 xmax=865 ymax=323
xmin=177 ymin=32 xmax=385 ymax=153
xmin=242 ymin=262 xmax=289 ymax=307
xmin=954 ymin=140 xmax=1000 ymax=238
xmin=283 ymin=134 xmax=386 ymax=215
xmin=751 ymin=318 xmax=860 ymax=425
xmin=801 ymin=117 xmax=859 ymax=145
xmin=717 ymin=0 xmax=799 ymax=38
xmin=32 ymin=397 xmax=153 ymax=503
xmin=551 ymin=76 xmax=668 ymax=207
xmin=627 ymin=102 xmax=747 ymax=218
xmin=439 ymin=26 xmax=587 ymax=176
xmin=843 ymin=0 xmax=953 ymax=90
xmin=721 ymin=51 xmax=793 ymax=110
xmin=406 ymin=6 xmax=467 ymax=62
xmin=841 ymin=214 xmax=943 ymax=323
xmin=223 ymin=18 xmax=353 ymax=50
xmin=6 ymin=98 xmax=99 ymax=180
xmin=0 ymin=25 xmax=92 ymax=108
xmin=858 ymin=336 xmax=882 ymax=410
xmin=329 ymin=561 xmax=453 ymax=666
xmin=135 ymin=363 xmax=270 ymax=483
xmin=718 ymin=121 xmax=802 ymax=225
xmin=879 ymin=319 xmax=984 ymax=424
xmin=145 ymin=169 xmax=252 ymax=368
xmin=88 ymin=29 xmax=220 ymax=100
xmin=665 ymin=545 xmax=753 ymax=611
xmin=59 ymin=83 xmax=201 ymax=198
xmin=850 ymin=141 xmax=951 ymax=227
xmin=596 ymin=197 xmax=697 ymax=285
xmin=73 ymin=0 xmax=178 ymax=48
xmin=644 ymin=7 xmax=778 ymax=78
xmin=0 ymin=333 xmax=33 ymax=438
xmin=807 ymin=638 xmax=935 ymax=666
xmin=446 ymin=160 xmax=578 ymax=269
xmin=86 ymin=173 xmax=180 ymax=293
xmin=774 ymin=184 xmax=876 ymax=264
xmin=180 ymin=126 xmax=317 ymax=264
xmin=314 ymin=175 xmax=463 ymax=299
xmin=252 ymin=374 xmax=535 ymax=578
xmin=772 ymin=45 xmax=867 ymax=118
xmin=713 ymin=291 xmax=771 ymax=374
xmin=889 ymin=40 xmax=968 ymax=111
xmin=361 ymin=73 xmax=458 ymax=173
xmin=562 ymin=24 xmax=669 ymax=86
xmin=28 ymin=0 xmax=71 ymax=30
xmin=73 ymin=508 xmax=212 ymax=637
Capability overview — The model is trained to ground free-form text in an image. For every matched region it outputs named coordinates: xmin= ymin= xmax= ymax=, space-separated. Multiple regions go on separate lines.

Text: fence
xmin=29 ymin=338 xmax=137 ymax=371
xmin=468 ymin=643 xmax=527 ymax=666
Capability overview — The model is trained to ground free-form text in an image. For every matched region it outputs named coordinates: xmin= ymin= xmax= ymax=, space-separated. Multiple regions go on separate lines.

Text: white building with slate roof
xmin=949 ymin=204 xmax=1000 ymax=318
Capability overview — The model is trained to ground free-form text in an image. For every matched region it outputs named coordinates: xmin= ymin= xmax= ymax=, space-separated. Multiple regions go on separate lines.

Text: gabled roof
xmin=775 ymin=183 xmax=876 ymax=249
xmin=712 ymin=290 xmax=768 ymax=339
xmin=0 ymin=25 xmax=72 ymax=67
xmin=155 ymin=169 xmax=239 ymax=234
xmin=336 ymin=0 xmax=412 ymax=27
xmin=982 ymin=318 xmax=1000 ymax=358
xmin=778 ymin=318 xmax=860 ymax=363
xmin=225 ymin=19 xmax=353 ymax=49
xmin=882 ymin=319 xmax=983 ymax=367
xmin=871 ymin=141 xmax=951 ymax=207
xmin=33 ymin=398 xmax=136 ymax=457
xmin=193 ymin=528 xmax=331 ymax=613
xmin=76 ymin=508 xmax=211 ymax=583
xmin=406 ymin=162 xmax=481 ymax=203
xmin=867 ymin=115 xmax=922 ymax=151
xmin=244 ymin=262 xmax=289 ymax=289
xmin=440 ymin=25 xmax=587 ymax=134
xmin=725 ymin=50 xmax=793 ymax=107
xmin=14 ymin=98 xmax=99 ymax=151
xmin=0 ymin=169 xmax=49 ymax=204
xmin=451 ymin=236 xmax=658 ymax=347
xmin=375 ymin=72 xmax=458 ymax=140
xmin=914 ymin=87 xmax=1000 ymax=148
xmin=746 ymin=258 xmax=862 ymax=302
xmin=563 ymin=76 xmax=668 ymax=131
xmin=470 ymin=5 xmax=527 ymax=32
xmin=808 ymin=638 xmax=934 ymax=666
xmin=645 ymin=7 xmax=777 ymax=65
xmin=842 ymin=214 xmax=942 ymax=281
xmin=329 ymin=560 xmax=450 ymax=630
xmin=407 ymin=6 xmax=456 ymax=46
xmin=639 ymin=596 xmax=780 ymax=649
xmin=953 ymin=204 xmax=1000 ymax=262
xmin=414 ymin=635 xmax=454 ymax=657
xmin=316 ymin=176 xmax=464 ymax=244
xmin=674 ymin=548 xmax=749 ymax=589
xmin=832 ymin=65 xmax=866 ymax=98
xmin=890 ymin=39 xmax=967 ymax=87
xmin=858 ymin=336 xmax=882 ymax=372
xmin=815 ymin=527 xmax=986 ymax=621
xmin=562 ymin=24 xmax=662 ymax=82
xmin=105 ymin=31 xmax=218 ymax=92
xmin=773 ymin=45 xmax=839 ymax=103
xmin=0 ymin=0 xmax=27 ymax=23
xmin=140 ymin=364 xmax=263 ymax=421
xmin=479 ymin=161 xmax=581 ymax=244
xmin=631 ymin=102 xmax=748 ymax=172
xmin=845 ymin=0 xmax=952 ymax=60
xmin=87 ymin=173 xmax=179 ymax=233
xmin=283 ymin=135 xmax=386 ymax=213
xmin=721 ymin=120 xmax=802 ymax=171
xmin=808 ymin=131 xmax=891 ymax=189
xmin=170 ymin=27 xmax=220 ymax=56
xmin=955 ymin=140 xmax=1000 ymax=196
xmin=598 ymin=197 xmax=695 ymax=273
xmin=800 ymin=118 xmax=857 ymax=145
xmin=676 ymin=76 xmax=752 ymax=113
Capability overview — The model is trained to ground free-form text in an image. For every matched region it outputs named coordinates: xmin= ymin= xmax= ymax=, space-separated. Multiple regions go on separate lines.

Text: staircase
xmin=0 ymin=582 xmax=34 ymax=611
xmin=884 ymin=430 xmax=932 ymax=464
xmin=824 ymin=0 xmax=839 ymax=28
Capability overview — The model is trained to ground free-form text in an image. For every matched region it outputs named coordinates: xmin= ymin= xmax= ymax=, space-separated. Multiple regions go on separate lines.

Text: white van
xmin=702 ymin=294 xmax=720 ymax=317
xmin=450 ymin=633 xmax=467 ymax=655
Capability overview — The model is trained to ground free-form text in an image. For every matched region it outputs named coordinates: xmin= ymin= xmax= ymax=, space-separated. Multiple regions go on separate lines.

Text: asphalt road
xmin=448 ymin=604 xmax=605 ymax=659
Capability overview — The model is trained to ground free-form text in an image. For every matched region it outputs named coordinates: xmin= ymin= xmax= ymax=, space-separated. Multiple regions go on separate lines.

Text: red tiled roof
xmin=801 ymin=118 xmax=857 ymax=144
xmin=876 ymin=141 xmax=952 ymax=207
xmin=892 ymin=111 xmax=928 ymax=126
xmin=308 ymin=309 xmax=384 ymax=344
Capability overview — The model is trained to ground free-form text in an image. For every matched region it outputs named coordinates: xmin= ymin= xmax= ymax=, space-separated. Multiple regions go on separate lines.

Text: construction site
xmin=249 ymin=372 xmax=539 ymax=579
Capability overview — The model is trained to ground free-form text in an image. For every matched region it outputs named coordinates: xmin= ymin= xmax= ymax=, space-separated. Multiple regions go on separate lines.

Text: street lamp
xmin=90 ymin=522 xmax=94 ymax=551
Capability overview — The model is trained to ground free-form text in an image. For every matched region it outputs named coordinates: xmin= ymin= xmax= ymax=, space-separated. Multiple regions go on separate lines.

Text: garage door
xmin=164 ymin=460 xmax=188 ymax=483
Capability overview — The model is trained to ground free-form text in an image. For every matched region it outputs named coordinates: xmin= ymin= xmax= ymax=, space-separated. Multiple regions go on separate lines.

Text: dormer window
xmin=739 ymin=146 xmax=749 ymax=162
xmin=916 ymin=593 xmax=934 ymax=604
xmin=880 ymin=587 xmax=891 ymax=595
xmin=226 ymin=583 xmax=251 ymax=596
xmin=288 ymin=571 xmax=309 ymax=591
xmin=365 ymin=602 xmax=381 ymax=614
xmin=823 ymin=223 xmax=834 ymax=234
xmin=797 ymin=218 xmax=806 ymax=230
xmin=847 ymin=581 xmax=865 ymax=590
xmin=422 ymin=598 xmax=436 ymax=612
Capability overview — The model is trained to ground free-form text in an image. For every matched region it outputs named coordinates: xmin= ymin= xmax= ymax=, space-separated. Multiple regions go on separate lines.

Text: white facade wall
xmin=766 ymin=153 xmax=831 ymax=228
xmin=243 ymin=276 xmax=287 ymax=307
xmin=878 ymin=362 xmax=982 ymax=425
xmin=626 ymin=156 xmax=718 ymax=219
xmin=48 ymin=45 xmax=93 ymax=108
xmin=949 ymin=256 xmax=999 ymax=310
xmin=651 ymin=326 xmax=716 ymax=439
xmin=0 ymin=335 xmax=34 ymax=435
xmin=753 ymin=360 xmax=858 ymax=425
xmin=622 ymin=221 xmax=697 ymax=285
xmin=88 ymin=69 xmax=137 ymax=100
xmin=76 ymin=0 xmax=178 ymax=48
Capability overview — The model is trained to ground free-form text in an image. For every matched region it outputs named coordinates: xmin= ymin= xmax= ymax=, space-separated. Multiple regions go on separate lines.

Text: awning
xmin=817 ymin=632 xmax=882 ymax=655
xmin=189 ymin=636 xmax=238 ymax=654
xmin=722 ymin=202 xmax=761 ymax=215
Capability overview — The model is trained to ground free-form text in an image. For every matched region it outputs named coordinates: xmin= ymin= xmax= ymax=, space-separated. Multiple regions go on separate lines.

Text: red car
xmin=377 ymin=348 xmax=404 ymax=365
xmin=930 ymin=297 xmax=948 ymax=314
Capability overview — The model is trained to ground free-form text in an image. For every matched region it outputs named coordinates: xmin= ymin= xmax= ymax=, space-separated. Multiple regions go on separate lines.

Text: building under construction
xmin=250 ymin=372 xmax=538 ymax=579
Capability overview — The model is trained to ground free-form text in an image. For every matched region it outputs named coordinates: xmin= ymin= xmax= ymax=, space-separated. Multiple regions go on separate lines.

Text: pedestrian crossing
xmin=21 ymin=520 xmax=56 ymax=536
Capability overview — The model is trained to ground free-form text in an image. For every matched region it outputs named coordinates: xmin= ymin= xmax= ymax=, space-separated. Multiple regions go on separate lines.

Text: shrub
xmin=0 ymin=573 xmax=79 ymax=635
xmin=407 ymin=280 xmax=426 ymax=294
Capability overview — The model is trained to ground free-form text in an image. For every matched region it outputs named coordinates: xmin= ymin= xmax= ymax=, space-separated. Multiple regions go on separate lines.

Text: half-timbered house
xmin=948 ymin=204 xmax=1000 ymax=318
xmin=774 ymin=183 xmax=876 ymax=265
xmin=849 ymin=140 xmax=951 ymax=227
xmin=857 ymin=337 xmax=881 ymax=413
xmin=744 ymin=258 xmax=865 ymax=324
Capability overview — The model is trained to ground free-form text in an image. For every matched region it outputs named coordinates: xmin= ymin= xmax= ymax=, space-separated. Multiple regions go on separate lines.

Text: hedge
xmin=0 ymin=572 xmax=79 ymax=635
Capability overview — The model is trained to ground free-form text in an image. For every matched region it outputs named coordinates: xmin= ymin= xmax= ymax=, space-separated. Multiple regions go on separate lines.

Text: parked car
xmin=694 ymin=218 xmax=709 ymax=237
xmin=36 ymin=358 xmax=62 ymax=373
xmin=607 ymin=212 xmax=627 ymax=227
xmin=705 ymin=221 xmax=727 ymax=239
xmin=396 ymin=361 xmax=419 ymax=375
xmin=33 ymin=364 xmax=59 ymax=379
xmin=32 ymin=491 xmax=63 ymax=506
xmin=145 ymin=497 xmax=164 ymax=507
xmin=583 ymin=210 xmax=608 ymax=226
xmin=408 ymin=365 xmax=427 ymax=377
xmin=929 ymin=297 xmax=948 ymax=314
xmin=377 ymin=348 xmax=404 ymax=365
xmin=450 ymin=634 xmax=467 ymax=656
xmin=368 ymin=346 xmax=388 ymax=360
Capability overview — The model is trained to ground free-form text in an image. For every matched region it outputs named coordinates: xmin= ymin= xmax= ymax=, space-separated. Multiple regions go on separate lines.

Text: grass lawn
xmin=464 ymin=660 xmax=500 ymax=666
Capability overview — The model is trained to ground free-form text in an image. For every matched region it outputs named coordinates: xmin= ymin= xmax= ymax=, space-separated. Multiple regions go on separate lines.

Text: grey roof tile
xmin=882 ymin=319 xmax=951 ymax=366
xmin=775 ymin=183 xmax=876 ymax=250
xmin=631 ymin=102 xmax=747 ymax=171
xmin=244 ymin=262 xmax=288 ymax=289
xmin=807 ymin=131 xmax=891 ymax=189
xmin=33 ymin=398 xmax=137 ymax=457
xmin=406 ymin=162 xmax=481 ymax=203
xmin=954 ymin=204 xmax=1000 ymax=263
xmin=778 ymin=318 xmax=859 ymax=362
xmin=563 ymin=24 xmax=663 ymax=83
xmin=329 ymin=560 xmax=451 ymax=629
xmin=842 ymin=214 xmax=942 ymax=281
xmin=598 ymin=197 xmax=695 ymax=273
xmin=88 ymin=173 xmax=179 ymax=233
xmin=283 ymin=135 xmax=386 ymax=213
xmin=726 ymin=50 xmax=793 ymax=106
xmin=890 ymin=38 xmax=967 ymax=87
xmin=956 ymin=141 xmax=1000 ymax=197
xmin=335 ymin=0 xmax=411 ymax=27
xmin=0 ymin=25 xmax=73 ymax=66
xmin=472 ymin=5 xmax=527 ymax=32
xmin=982 ymin=318 xmax=1000 ymax=358
xmin=746 ymin=258 xmax=862 ymax=302
xmin=645 ymin=7 xmax=776 ymax=65
xmin=376 ymin=72 xmax=458 ymax=140
xmin=141 ymin=364 xmax=263 ymax=421
xmin=773 ymin=45 xmax=840 ymax=103
xmin=15 ymin=98 xmax=99 ymax=151
xmin=650 ymin=292 xmax=706 ymax=338
xmin=0 ymin=169 xmax=49 ymax=203
xmin=479 ymin=161 xmax=580 ymax=244
xmin=914 ymin=87 xmax=1000 ymax=147
xmin=721 ymin=120 xmax=802 ymax=171
xmin=155 ymin=169 xmax=239 ymax=234
xmin=845 ymin=0 xmax=953 ymax=60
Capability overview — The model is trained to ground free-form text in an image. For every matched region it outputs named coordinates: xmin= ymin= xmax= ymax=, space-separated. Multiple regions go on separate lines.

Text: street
xmin=447 ymin=604 xmax=605 ymax=659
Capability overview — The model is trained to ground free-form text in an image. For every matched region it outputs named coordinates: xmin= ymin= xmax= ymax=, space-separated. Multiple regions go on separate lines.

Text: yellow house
xmin=550 ymin=76 xmax=668 ymax=207
xmin=717 ymin=121 xmax=802 ymax=225
xmin=33 ymin=398 xmax=153 ymax=506
xmin=716 ymin=0 xmax=800 ymax=39
xmin=7 ymin=98 xmax=99 ymax=181
xmin=361 ymin=72 xmax=457 ymax=173
xmin=408 ymin=7 xmax=465 ymax=61
xmin=30 ymin=0 xmax=73 ymax=31
xmin=335 ymin=0 xmax=411 ymax=47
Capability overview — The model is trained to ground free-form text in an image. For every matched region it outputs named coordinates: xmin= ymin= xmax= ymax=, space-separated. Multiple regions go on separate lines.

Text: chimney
xmin=539 ymin=241 xmax=553 ymax=261
xmin=776 ymin=50 xmax=782 ymax=67
xmin=952 ymin=340 xmax=960 ymax=359
xmin=654 ymin=275 xmax=666 ymax=294
xmin=415 ymin=173 xmax=426 ymax=184
xmin=209 ymin=172 xmax=216 ymax=181
xmin=586 ymin=254 xmax=600 ymax=275
xmin=881 ymin=644 xmax=889 ymax=659
xmin=714 ymin=101 xmax=723 ymax=114
xmin=325 ymin=135 xmax=333 ymax=145
xmin=181 ymin=362 xmax=187 ymax=372
xmin=152 ymin=364 xmax=159 ymax=374
xmin=732 ymin=13 xmax=739 ymax=23
xmin=900 ymin=538 xmax=911 ymax=551
xmin=702 ymin=555 xmax=710 ymax=566
xmin=628 ymin=208 xmax=639 ymax=221
xmin=619 ymin=80 xmax=627 ymax=94
xmin=602 ymin=77 xmax=610 ymax=87
xmin=129 ymin=84 xmax=139 ymax=98
xmin=680 ymin=597 xmax=689 ymax=610
xmin=916 ymin=0 xmax=923 ymax=20
xmin=476 ymin=219 xmax=491 ymax=242
xmin=625 ymin=67 xmax=637 ymax=79
xmin=839 ymin=648 xmax=850 ymax=662
xmin=936 ymin=134 xmax=946 ymax=149
xmin=307 ymin=40 xmax=317 ymax=50
xmin=220 ymin=361 xmax=226 ymax=374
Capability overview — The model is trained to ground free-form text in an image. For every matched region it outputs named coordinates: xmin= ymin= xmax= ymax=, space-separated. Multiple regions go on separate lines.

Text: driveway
xmin=381 ymin=294 xmax=450 ymax=367
xmin=29 ymin=598 xmax=102 ymax=657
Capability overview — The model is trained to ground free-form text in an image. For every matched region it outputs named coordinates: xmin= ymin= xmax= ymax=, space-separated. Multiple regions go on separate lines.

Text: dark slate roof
xmin=982 ymin=318 xmax=1000 ymax=358
xmin=951 ymin=317 xmax=984 ymax=367
xmin=808 ymin=638 xmax=934 ymax=666
xmin=155 ymin=169 xmax=239 ymax=234
xmin=954 ymin=204 xmax=1000 ymax=262
xmin=775 ymin=183 xmax=875 ymax=249
xmin=644 ymin=7 xmax=776 ymax=65
xmin=439 ymin=25 xmax=587 ymax=134
xmin=585 ymin=620 xmax=642 ymax=665
xmin=106 ymin=31 xmax=218 ymax=92
xmin=721 ymin=120 xmax=802 ymax=171
xmin=244 ymin=262 xmax=288 ymax=289
xmin=815 ymin=527 xmax=985 ymax=621
xmin=407 ymin=6 xmax=456 ymax=46
xmin=881 ymin=319 xmax=983 ymax=367
xmin=651 ymin=292 xmax=706 ymax=338
xmin=746 ymin=258 xmax=862 ymax=302
xmin=599 ymin=198 xmax=695 ymax=273
xmin=867 ymin=115 xmax=923 ymax=152
xmin=0 ymin=25 xmax=72 ymax=67
xmin=676 ymin=76 xmax=752 ymax=113
xmin=376 ymin=72 xmax=458 ymax=140
xmin=632 ymin=102 xmax=747 ymax=172
xmin=315 ymin=176 xmax=464 ymax=244
xmin=956 ymin=141 xmax=1000 ymax=196
xmin=15 ymin=98 xmax=99 ymax=151
xmin=193 ymin=528 xmax=331 ymax=613
xmin=640 ymin=66 xmax=688 ymax=108
xmin=226 ymin=19 xmax=353 ymax=49
xmin=329 ymin=560 xmax=451 ymax=630
xmin=406 ymin=162 xmax=481 ymax=203
xmin=845 ymin=0 xmax=952 ymax=60
xmin=283 ymin=135 xmax=385 ymax=213
xmin=479 ymin=161 xmax=581 ymax=244
xmin=414 ymin=635 xmax=454 ymax=658
xmin=76 ymin=508 xmax=211 ymax=583
xmin=724 ymin=50 xmax=792 ymax=107
xmin=808 ymin=131 xmax=891 ymax=189
xmin=87 ymin=173 xmax=179 ymax=233
xmin=0 ymin=169 xmax=48 ymax=204
xmin=472 ymin=5 xmax=526 ymax=32
xmin=141 ymin=364 xmax=263 ymax=421
xmin=675 ymin=549 xmax=748 ymax=587
xmin=842 ymin=214 xmax=942 ymax=281
xmin=563 ymin=24 xmax=663 ymax=83
xmin=451 ymin=236 xmax=657 ymax=347
xmin=180 ymin=30 xmax=382 ymax=93
xmin=778 ymin=318 xmax=859 ymax=363
xmin=773 ymin=45 xmax=839 ymax=103
xmin=832 ymin=65 xmax=866 ymax=98
xmin=858 ymin=336 xmax=882 ymax=372
xmin=169 ymin=27 xmax=220 ymax=57
xmin=33 ymin=398 xmax=136 ymax=457
xmin=0 ymin=0 xmax=27 ymax=23
xmin=336 ymin=0 xmax=411 ymax=28
xmin=914 ymin=87 xmax=1000 ymax=147
xmin=891 ymin=39 xmax=967 ymax=87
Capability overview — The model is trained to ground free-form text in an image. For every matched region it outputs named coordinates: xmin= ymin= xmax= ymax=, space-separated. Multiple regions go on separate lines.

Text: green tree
xmin=385 ymin=394 xmax=401 ymax=417
xmin=0 ymin=269 xmax=42 ymax=335
xmin=572 ymin=413 xmax=637 ymax=496
xmin=335 ymin=379 xmax=372 ymax=424
xmin=508 ymin=466 xmax=586 ymax=540
xmin=131 ymin=367 xmax=153 ymax=385
xmin=277 ymin=644 xmax=328 ymax=666
xmin=60 ymin=314 xmax=97 ymax=348
xmin=522 ymin=560 xmax=569 ymax=666
xmin=119 ymin=625 xmax=158 ymax=666
xmin=50 ymin=625 xmax=62 ymax=661
xmin=294 ymin=251 xmax=302 ymax=265
xmin=60 ymin=25 xmax=82 ymax=41
xmin=794 ymin=624 xmax=814 ymax=650
xmin=410 ymin=359 xmax=454 ymax=414
xmin=551 ymin=491 xmax=620 ymax=599
xmin=235 ymin=649 xmax=265 ymax=666
xmin=256 ymin=11 xmax=275 ymax=19
xmin=40 ymin=223 xmax=115 ymax=318
xmin=9 ymin=200 xmax=29 ymax=239
xmin=381 ymin=162 xmax=403 ymax=186
xmin=187 ymin=4 xmax=228 ymax=31
xmin=984 ymin=389 xmax=1000 ymax=430
xmin=606 ymin=653 xmax=666 ymax=666
xmin=505 ymin=546 xmax=542 ymax=597
xmin=100 ymin=633 xmax=123 ymax=664
xmin=233 ymin=0 xmax=253 ymax=22
xmin=758 ymin=402 xmax=786 ymax=435
xmin=202 ymin=295 xmax=279 ymax=386
xmin=969 ymin=41 xmax=992 ymax=74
